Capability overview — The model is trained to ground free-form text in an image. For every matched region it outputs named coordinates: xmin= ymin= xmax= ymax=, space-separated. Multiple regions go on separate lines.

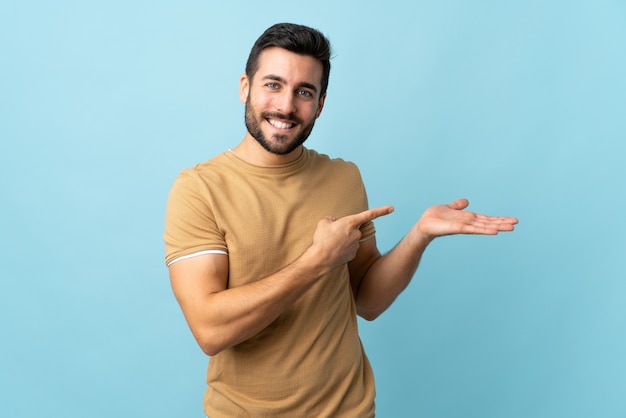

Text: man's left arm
xmin=349 ymin=198 xmax=518 ymax=320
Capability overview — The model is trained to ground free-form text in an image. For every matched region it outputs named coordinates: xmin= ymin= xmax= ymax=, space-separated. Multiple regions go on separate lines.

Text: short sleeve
xmin=163 ymin=170 xmax=227 ymax=266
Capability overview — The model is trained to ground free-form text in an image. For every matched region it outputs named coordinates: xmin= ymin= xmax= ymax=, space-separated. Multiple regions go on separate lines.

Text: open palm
xmin=417 ymin=198 xmax=518 ymax=239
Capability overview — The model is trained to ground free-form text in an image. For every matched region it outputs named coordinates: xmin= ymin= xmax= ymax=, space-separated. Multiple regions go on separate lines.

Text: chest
xmin=211 ymin=171 xmax=361 ymax=286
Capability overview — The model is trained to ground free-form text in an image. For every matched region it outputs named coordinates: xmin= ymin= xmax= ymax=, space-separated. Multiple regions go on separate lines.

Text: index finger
xmin=345 ymin=205 xmax=394 ymax=227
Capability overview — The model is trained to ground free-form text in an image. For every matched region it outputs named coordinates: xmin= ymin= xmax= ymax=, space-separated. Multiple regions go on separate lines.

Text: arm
xmin=169 ymin=250 xmax=326 ymax=356
xmin=350 ymin=198 xmax=518 ymax=320
xmin=169 ymin=205 xmax=394 ymax=356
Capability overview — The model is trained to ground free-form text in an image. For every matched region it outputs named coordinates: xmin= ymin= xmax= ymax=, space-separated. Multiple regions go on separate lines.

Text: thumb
xmin=448 ymin=198 xmax=469 ymax=210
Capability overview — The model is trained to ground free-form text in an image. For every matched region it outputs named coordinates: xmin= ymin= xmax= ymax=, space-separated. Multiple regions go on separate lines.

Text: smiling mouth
xmin=267 ymin=118 xmax=295 ymax=130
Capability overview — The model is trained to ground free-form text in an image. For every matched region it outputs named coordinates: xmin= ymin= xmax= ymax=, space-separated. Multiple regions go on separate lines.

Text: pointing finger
xmin=345 ymin=205 xmax=394 ymax=227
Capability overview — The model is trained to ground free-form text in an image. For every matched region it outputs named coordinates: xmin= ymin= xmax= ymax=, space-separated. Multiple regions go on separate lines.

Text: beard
xmin=244 ymin=97 xmax=316 ymax=155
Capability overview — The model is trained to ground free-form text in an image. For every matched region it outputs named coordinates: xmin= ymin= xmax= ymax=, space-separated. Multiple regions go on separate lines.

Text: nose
xmin=275 ymin=91 xmax=296 ymax=115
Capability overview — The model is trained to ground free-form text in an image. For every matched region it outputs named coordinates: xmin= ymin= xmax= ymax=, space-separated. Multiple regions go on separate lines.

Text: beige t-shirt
xmin=164 ymin=148 xmax=376 ymax=417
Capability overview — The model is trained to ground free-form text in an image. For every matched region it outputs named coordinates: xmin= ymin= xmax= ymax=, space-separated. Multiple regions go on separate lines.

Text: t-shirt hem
xmin=166 ymin=249 xmax=228 ymax=267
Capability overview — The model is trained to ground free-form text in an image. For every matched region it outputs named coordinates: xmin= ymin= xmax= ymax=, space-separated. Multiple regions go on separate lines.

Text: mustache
xmin=262 ymin=111 xmax=303 ymax=125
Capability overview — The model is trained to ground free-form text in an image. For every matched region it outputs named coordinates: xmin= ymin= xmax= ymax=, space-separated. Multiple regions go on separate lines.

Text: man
xmin=163 ymin=23 xmax=517 ymax=417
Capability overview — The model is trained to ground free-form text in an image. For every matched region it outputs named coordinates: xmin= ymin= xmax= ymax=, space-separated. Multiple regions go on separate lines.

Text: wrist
xmin=411 ymin=222 xmax=436 ymax=248
xmin=297 ymin=245 xmax=333 ymax=279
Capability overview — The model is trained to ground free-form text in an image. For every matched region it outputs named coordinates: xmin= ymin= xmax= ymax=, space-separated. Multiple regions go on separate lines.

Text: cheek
xmin=306 ymin=102 xmax=321 ymax=119
xmin=250 ymin=93 xmax=273 ymax=111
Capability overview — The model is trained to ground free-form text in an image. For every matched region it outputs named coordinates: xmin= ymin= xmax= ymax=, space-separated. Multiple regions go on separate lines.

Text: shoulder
xmin=171 ymin=151 xmax=240 ymax=190
xmin=304 ymin=149 xmax=367 ymax=196
xmin=305 ymin=148 xmax=361 ymax=174
xmin=180 ymin=151 xmax=233 ymax=178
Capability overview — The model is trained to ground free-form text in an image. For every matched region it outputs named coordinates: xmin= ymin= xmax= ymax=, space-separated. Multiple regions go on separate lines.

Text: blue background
xmin=2 ymin=1 xmax=625 ymax=417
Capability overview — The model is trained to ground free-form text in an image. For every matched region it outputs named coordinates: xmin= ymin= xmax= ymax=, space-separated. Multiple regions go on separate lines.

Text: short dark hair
xmin=245 ymin=23 xmax=332 ymax=96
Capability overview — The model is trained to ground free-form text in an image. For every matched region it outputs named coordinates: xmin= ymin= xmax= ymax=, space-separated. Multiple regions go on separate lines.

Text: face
xmin=240 ymin=47 xmax=326 ymax=156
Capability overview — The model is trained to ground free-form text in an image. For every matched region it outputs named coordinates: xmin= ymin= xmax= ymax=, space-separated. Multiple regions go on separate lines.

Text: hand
xmin=416 ymin=198 xmax=518 ymax=240
xmin=310 ymin=205 xmax=394 ymax=271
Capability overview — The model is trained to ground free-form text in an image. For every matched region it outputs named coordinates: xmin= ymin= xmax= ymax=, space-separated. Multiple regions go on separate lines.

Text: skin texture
xmin=168 ymin=47 xmax=518 ymax=356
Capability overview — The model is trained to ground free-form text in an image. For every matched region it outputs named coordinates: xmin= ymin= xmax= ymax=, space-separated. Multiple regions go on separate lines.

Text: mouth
xmin=267 ymin=117 xmax=296 ymax=130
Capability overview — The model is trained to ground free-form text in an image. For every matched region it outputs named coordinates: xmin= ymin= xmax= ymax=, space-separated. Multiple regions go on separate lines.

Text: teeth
xmin=268 ymin=119 xmax=294 ymax=129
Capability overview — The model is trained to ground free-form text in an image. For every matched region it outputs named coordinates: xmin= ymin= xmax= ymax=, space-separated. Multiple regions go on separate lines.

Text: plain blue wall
xmin=2 ymin=1 xmax=625 ymax=417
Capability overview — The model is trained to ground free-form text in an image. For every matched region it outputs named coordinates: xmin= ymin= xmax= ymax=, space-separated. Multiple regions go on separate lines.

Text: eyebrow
xmin=262 ymin=74 xmax=319 ymax=94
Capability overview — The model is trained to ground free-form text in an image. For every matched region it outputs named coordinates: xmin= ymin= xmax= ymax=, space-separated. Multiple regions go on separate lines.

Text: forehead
xmin=254 ymin=47 xmax=323 ymax=89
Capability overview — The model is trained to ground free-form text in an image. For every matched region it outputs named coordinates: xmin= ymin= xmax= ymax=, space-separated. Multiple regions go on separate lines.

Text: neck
xmin=232 ymin=134 xmax=304 ymax=166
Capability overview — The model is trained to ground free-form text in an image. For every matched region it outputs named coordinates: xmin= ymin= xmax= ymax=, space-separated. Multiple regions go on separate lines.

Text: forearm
xmin=354 ymin=198 xmax=519 ymax=320
xmin=191 ymin=250 xmax=328 ymax=356
xmin=355 ymin=226 xmax=432 ymax=320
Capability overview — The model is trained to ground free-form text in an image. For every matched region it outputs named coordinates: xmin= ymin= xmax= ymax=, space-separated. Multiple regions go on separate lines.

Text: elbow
xmin=357 ymin=308 xmax=383 ymax=322
xmin=357 ymin=299 xmax=395 ymax=321
xmin=195 ymin=330 xmax=227 ymax=357
xmin=200 ymin=341 xmax=223 ymax=357
xmin=360 ymin=314 xmax=379 ymax=322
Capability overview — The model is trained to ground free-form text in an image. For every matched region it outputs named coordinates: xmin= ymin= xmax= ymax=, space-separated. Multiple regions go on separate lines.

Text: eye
xmin=266 ymin=82 xmax=279 ymax=89
xmin=297 ymin=89 xmax=313 ymax=98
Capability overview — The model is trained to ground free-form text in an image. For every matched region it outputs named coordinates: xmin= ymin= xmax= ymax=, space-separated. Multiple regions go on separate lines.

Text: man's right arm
xmin=168 ymin=205 xmax=393 ymax=356
xmin=169 ymin=249 xmax=328 ymax=356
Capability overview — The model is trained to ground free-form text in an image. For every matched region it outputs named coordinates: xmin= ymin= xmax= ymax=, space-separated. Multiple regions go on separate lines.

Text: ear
xmin=316 ymin=93 xmax=326 ymax=118
xmin=239 ymin=74 xmax=250 ymax=104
